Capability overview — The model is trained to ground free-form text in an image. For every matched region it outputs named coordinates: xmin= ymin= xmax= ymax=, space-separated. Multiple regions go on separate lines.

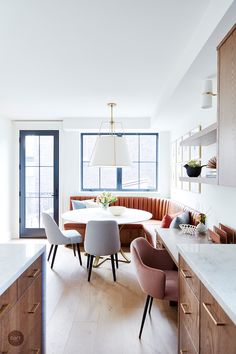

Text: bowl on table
xmin=109 ymin=206 xmax=126 ymax=216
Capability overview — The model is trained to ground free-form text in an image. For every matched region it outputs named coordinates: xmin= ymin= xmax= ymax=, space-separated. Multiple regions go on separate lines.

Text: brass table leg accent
xmin=119 ymin=248 xmax=131 ymax=263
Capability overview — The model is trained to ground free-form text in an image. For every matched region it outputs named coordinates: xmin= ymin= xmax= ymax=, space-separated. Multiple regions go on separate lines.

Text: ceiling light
xmin=90 ymin=103 xmax=131 ymax=167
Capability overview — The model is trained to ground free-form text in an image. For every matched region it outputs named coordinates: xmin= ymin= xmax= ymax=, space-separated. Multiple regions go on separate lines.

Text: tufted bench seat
xmin=63 ymin=196 xmax=201 ymax=247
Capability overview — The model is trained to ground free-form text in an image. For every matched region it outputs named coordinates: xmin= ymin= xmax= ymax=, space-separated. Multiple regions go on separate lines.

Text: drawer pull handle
xmin=0 ymin=303 xmax=10 ymax=315
xmin=180 ymin=303 xmax=191 ymax=315
xmin=180 ymin=350 xmax=188 ymax=354
xmin=31 ymin=349 xmax=40 ymax=354
xmin=202 ymin=303 xmax=226 ymax=326
xmin=28 ymin=268 xmax=40 ymax=278
xmin=28 ymin=303 xmax=40 ymax=314
xmin=180 ymin=269 xmax=192 ymax=279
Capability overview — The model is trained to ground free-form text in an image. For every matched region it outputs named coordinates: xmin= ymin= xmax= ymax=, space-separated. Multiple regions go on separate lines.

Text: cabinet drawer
xmin=179 ymin=276 xmax=199 ymax=352
xmin=1 ymin=275 xmax=42 ymax=353
xmin=0 ymin=281 xmax=17 ymax=320
xmin=179 ymin=321 xmax=197 ymax=354
xmin=18 ymin=257 xmax=42 ymax=298
xmin=201 ymin=284 xmax=236 ymax=354
xmin=179 ymin=256 xmax=200 ymax=299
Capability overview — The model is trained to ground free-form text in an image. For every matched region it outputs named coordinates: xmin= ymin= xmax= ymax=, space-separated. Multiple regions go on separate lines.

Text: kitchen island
xmin=0 ymin=243 xmax=46 ymax=353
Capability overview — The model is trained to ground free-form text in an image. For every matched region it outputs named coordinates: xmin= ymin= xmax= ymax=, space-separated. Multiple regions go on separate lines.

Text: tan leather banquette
xmin=63 ymin=196 xmax=201 ymax=247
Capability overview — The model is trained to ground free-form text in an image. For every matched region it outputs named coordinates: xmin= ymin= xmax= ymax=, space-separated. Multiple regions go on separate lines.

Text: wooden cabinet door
xmin=0 ymin=275 xmax=41 ymax=353
xmin=201 ymin=284 xmax=236 ymax=354
xmin=218 ymin=24 xmax=236 ymax=187
xmin=179 ymin=271 xmax=199 ymax=352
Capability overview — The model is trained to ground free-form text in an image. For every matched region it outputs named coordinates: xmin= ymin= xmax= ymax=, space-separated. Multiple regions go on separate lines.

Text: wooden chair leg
xmin=88 ymin=255 xmax=94 ymax=282
xmin=72 ymin=244 xmax=76 ymax=257
xmin=115 ymin=253 xmax=118 ymax=268
xmin=47 ymin=245 xmax=54 ymax=261
xmin=87 ymin=254 xmax=90 ymax=269
xmin=139 ymin=295 xmax=151 ymax=339
xmin=149 ymin=297 xmax=153 ymax=314
xmin=111 ymin=254 xmax=116 ymax=282
xmin=76 ymin=243 xmax=82 ymax=266
xmin=51 ymin=245 xmax=58 ymax=269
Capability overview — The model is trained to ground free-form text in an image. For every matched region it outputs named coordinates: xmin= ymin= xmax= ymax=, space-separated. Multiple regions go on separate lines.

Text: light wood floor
xmin=46 ymin=245 xmax=178 ymax=354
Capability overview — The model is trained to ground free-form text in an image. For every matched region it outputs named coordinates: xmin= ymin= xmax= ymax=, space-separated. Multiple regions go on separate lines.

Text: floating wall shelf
xmin=179 ymin=176 xmax=217 ymax=185
xmin=180 ymin=122 xmax=217 ymax=146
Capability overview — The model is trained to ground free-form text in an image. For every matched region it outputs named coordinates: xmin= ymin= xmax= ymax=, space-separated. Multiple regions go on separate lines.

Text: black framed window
xmin=81 ymin=133 xmax=158 ymax=191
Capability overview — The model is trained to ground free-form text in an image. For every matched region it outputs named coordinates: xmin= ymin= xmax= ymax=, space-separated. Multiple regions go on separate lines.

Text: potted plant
xmin=184 ymin=160 xmax=207 ymax=177
xmin=196 ymin=213 xmax=207 ymax=234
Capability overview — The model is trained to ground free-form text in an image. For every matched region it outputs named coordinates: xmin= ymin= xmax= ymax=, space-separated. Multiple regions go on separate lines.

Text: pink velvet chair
xmin=131 ymin=237 xmax=178 ymax=338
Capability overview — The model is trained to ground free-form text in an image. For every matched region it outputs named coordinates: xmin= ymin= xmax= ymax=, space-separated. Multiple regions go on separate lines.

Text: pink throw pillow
xmin=160 ymin=214 xmax=173 ymax=228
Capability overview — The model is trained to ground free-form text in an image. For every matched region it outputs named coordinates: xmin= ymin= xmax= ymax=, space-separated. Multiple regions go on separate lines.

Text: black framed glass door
xmin=19 ymin=130 xmax=59 ymax=238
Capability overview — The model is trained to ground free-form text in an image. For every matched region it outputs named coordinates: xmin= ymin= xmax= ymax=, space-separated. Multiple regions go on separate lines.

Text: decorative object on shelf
xmin=207 ymin=156 xmax=217 ymax=169
xmin=90 ymin=103 xmax=131 ymax=167
xmin=109 ymin=206 xmax=126 ymax=216
xmin=184 ymin=160 xmax=207 ymax=177
xmin=96 ymin=192 xmax=118 ymax=210
xmin=201 ymin=79 xmax=217 ymax=109
xmin=179 ymin=224 xmax=197 ymax=235
xmin=196 ymin=213 xmax=207 ymax=234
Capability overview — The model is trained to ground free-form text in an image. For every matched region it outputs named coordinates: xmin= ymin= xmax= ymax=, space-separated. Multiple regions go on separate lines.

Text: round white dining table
xmin=62 ymin=207 xmax=152 ymax=266
xmin=62 ymin=207 xmax=152 ymax=225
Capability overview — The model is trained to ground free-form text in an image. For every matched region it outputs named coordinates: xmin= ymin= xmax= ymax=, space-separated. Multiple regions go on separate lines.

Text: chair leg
xmin=47 ymin=245 xmax=54 ymax=261
xmin=115 ymin=253 xmax=119 ymax=269
xmin=149 ymin=297 xmax=153 ymax=314
xmin=87 ymin=254 xmax=90 ymax=269
xmin=76 ymin=243 xmax=82 ymax=266
xmin=51 ymin=245 xmax=58 ymax=269
xmin=72 ymin=244 xmax=76 ymax=257
xmin=88 ymin=255 xmax=94 ymax=282
xmin=111 ymin=254 xmax=116 ymax=282
xmin=139 ymin=295 xmax=151 ymax=339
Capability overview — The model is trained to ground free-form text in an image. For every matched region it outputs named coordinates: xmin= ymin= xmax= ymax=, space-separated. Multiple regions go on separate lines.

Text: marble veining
xmin=0 ymin=243 xmax=46 ymax=295
xmin=179 ymin=244 xmax=236 ymax=325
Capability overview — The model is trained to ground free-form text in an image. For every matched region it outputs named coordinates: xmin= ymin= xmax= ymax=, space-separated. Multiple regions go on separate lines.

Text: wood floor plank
xmin=44 ymin=245 xmax=178 ymax=354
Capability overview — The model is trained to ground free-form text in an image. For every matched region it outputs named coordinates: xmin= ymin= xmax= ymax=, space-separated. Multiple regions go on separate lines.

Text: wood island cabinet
xmin=0 ymin=256 xmax=44 ymax=354
xmin=179 ymin=255 xmax=236 ymax=354
xmin=218 ymin=24 xmax=236 ymax=187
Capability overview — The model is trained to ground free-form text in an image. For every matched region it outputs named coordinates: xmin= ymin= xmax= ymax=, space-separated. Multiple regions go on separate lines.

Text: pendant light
xmin=90 ymin=103 xmax=131 ymax=167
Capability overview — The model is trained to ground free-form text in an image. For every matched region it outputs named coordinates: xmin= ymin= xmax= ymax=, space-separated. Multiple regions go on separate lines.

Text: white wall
xmin=170 ymin=98 xmax=236 ymax=230
xmin=0 ymin=118 xmax=12 ymax=241
xmin=11 ymin=121 xmax=170 ymax=238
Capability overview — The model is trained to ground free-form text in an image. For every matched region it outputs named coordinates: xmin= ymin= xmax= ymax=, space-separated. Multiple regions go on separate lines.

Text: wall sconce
xmin=201 ymin=79 xmax=217 ymax=109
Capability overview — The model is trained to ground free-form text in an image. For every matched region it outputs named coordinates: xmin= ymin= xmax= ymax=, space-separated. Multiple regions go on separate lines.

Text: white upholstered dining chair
xmin=42 ymin=212 xmax=83 ymax=269
xmin=84 ymin=220 xmax=120 ymax=282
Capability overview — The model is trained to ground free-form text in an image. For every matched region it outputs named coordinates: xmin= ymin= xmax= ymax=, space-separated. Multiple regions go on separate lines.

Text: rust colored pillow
xmin=160 ymin=214 xmax=173 ymax=228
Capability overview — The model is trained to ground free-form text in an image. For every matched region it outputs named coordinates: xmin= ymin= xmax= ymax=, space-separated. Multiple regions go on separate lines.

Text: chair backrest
xmin=131 ymin=237 xmax=166 ymax=299
xmin=42 ymin=212 xmax=66 ymax=245
xmin=84 ymin=220 xmax=120 ymax=256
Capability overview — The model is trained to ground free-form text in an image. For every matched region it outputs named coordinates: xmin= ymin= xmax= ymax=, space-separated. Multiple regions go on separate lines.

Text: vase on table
xmin=196 ymin=222 xmax=207 ymax=235
xmin=101 ymin=203 xmax=109 ymax=211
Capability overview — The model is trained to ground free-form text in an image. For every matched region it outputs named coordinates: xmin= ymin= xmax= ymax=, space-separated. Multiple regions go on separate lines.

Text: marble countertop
xmin=0 ymin=243 xmax=46 ymax=295
xmin=178 ymin=244 xmax=236 ymax=325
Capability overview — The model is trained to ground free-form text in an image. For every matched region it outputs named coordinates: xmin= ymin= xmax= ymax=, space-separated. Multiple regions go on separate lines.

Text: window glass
xmin=81 ymin=133 xmax=158 ymax=191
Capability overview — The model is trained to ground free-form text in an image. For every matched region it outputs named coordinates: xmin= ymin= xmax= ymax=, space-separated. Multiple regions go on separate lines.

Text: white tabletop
xmin=62 ymin=207 xmax=152 ymax=225
xmin=0 ymin=243 xmax=46 ymax=295
xmin=156 ymin=228 xmax=211 ymax=265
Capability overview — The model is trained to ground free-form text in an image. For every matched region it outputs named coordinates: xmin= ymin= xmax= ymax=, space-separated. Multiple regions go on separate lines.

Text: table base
xmin=93 ymin=248 xmax=131 ymax=268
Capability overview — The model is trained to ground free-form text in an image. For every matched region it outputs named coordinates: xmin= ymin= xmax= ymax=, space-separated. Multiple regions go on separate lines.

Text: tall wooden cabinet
xmin=218 ymin=24 xmax=236 ymax=187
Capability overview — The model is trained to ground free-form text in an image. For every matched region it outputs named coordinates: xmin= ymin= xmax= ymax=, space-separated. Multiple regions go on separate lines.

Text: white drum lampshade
xmin=90 ymin=135 xmax=131 ymax=167
xmin=90 ymin=103 xmax=131 ymax=167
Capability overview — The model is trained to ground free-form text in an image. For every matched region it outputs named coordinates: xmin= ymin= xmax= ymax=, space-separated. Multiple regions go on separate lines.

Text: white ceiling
xmin=0 ymin=0 xmax=233 ymax=120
